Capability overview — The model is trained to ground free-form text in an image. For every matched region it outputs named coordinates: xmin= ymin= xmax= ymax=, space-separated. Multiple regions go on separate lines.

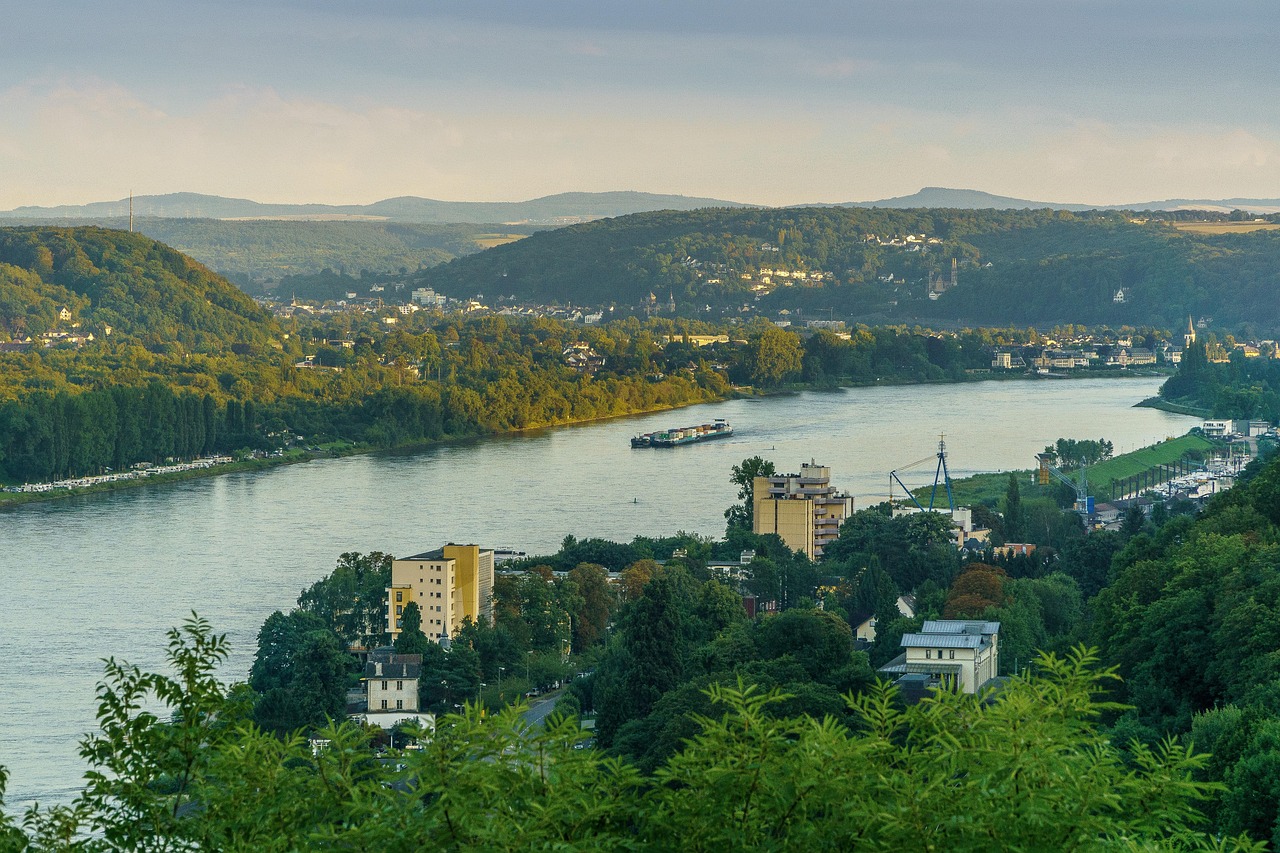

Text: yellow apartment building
xmin=753 ymin=461 xmax=854 ymax=559
xmin=387 ymin=544 xmax=495 ymax=641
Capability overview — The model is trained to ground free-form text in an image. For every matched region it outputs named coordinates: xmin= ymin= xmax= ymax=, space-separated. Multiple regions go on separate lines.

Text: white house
xmin=879 ymin=620 xmax=1000 ymax=694
xmin=364 ymin=647 xmax=421 ymax=714
xmin=854 ymin=594 xmax=917 ymax=643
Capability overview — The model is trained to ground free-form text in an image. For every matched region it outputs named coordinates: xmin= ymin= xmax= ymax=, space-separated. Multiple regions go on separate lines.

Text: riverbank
xmin=0 ymin=391 xmax=735 ymax=509
xmin=1136 ymin=395 xmax=1212 ymax=418
xmin=0 ymin=371 xmax=1170 ymax=509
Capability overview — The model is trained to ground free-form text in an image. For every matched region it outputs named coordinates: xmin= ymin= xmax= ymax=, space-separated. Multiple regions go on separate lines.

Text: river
xmin=0 ymin=376 xmax=1194 ymax=808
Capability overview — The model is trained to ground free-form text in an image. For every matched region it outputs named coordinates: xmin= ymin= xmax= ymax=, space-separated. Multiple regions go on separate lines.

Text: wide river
xmin=1 ymin=376 xmax=1194 ymax=808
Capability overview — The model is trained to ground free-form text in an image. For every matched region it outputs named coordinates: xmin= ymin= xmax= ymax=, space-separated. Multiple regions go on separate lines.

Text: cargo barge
xmin=631 ymin=419 xmax=733 ymax=448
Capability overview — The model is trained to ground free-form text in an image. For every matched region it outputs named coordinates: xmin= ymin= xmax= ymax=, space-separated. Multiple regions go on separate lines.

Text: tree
xmin=249 ymin=611 xmax=353 ymax=734
xmin=394 ymin=601 xmax=432 ymax=657
xmin=1003 ymin=472 xmax=1024 ymax=542
xmin=568 ymin=562 xmax=614 ymax=652
xmin=944 ymin=563 xmax=1008 ymax=618
xmin=743 ymin=322 xmax=803 ymax=388
xmin=297 ymin=552 xmax=393 ymax=647
xmin=724 ymin=455 xmax=775 ymax=532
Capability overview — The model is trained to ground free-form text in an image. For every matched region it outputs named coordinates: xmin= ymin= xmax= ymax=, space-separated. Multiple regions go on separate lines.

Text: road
xmin=521 ymin=690 xmax=564 ymax=728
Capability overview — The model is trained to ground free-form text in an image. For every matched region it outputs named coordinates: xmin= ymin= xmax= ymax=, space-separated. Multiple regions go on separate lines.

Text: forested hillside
xmin=0 ymin=227 xmax=277 ymax=349
xmin=0 ymin=220 xmax=539 ymax=287
xmin=0 ymin=227 xmax=739 ymax=484
xmin=418 ymin=206 xmax=1280 ymax=330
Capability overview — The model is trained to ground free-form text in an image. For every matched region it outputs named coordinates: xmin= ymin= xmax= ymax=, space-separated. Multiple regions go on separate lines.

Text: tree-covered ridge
xmin=418 ymin=206 xmax=1280 ymax=330
xmin=1162 ymin=340 xmax=1280 ymax=422
xmin=0 ymin=617 xmax=1260 ymax=851
xmin=0 ymin=226 xmax=278 ymax=350
xmin=135 ymin=219 xmax=539 ymax=289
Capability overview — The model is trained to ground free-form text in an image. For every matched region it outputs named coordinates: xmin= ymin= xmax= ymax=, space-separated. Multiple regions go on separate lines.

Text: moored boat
xmin=632 ymin=419 xmax=733 ymax=448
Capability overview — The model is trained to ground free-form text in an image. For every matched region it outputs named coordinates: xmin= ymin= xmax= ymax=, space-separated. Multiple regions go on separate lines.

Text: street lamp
xmin=526 ymin=650 xmax=532 ymax=685
xmin=498 ymin=666 xmax=505 ymax=697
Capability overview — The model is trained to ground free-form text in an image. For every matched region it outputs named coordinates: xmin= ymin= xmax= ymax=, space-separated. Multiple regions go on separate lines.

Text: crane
xmin=889 ymin=435 xmax=955 ymax=513
xmin=1036 ymin=452 xmax=1092 ymax=521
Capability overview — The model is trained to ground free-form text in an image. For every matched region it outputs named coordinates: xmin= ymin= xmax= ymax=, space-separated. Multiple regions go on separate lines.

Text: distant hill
xmin=0 ymin=191 xmax=751 ymax=225
xmin=842 ymin=186 xmax=1096 ymax=211
xmin=417 ymin=206 xmax=1280 ymax=330
xmin=0 ymin=227 xmax=278 ymax=350
xmin=1120 ymin=197 xmax=1280 ymax=214
xmin=843 ymin=187 xmax=1280 ymax=214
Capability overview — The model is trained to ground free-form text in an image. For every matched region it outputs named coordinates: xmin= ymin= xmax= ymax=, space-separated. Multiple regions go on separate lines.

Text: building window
xmin=396 ymin=699 xmax=403 ymax=710
xmin=381 ymin=700 xmax=387 ymax=710
xmin=396 ymin=605 xmax=403 ymax=616
xmin=382 ymin=680 xmax=388 ymax=690
xmin=925 ymin=650 xmax=931 ymax=659
xmin=949 ymin=650 xmax=955 ymax=660
xmin=397 ymin=680 xmax=403 ymax=690
xmin=395 ymin=590 xmax=403 ymax=603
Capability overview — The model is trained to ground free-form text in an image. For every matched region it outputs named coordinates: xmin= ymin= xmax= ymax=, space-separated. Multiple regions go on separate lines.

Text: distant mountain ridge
xmin=843 ymin=187 xmax=1280 ymax=214
xmin=0 ymin=191 xmax=752 ymax=225
xmin=8 ymin=187 xmax=1280 ymax=222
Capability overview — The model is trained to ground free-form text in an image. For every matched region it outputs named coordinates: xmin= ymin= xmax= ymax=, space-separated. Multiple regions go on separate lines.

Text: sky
xmin=3 ymin=1 xmax=1280 ymax=209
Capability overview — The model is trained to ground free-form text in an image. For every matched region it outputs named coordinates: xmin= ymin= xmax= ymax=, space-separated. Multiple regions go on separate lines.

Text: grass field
xmin=916 ymin=433 xmax=1220 ymax=508
xmin=473 ymin=234 xmax=529 ymax=248
xmin=1083 ymin=434 xmax=1218 ymax=494
xmin=1173 ymin=221 xmax=1280 ymax=235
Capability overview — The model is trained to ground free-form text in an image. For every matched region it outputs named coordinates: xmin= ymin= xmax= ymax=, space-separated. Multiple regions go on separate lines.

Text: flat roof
xmin=399 ymin=543 xmax=492 ymax=562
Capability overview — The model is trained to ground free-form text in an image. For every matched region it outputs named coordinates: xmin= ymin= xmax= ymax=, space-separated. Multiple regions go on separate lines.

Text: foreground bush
xmin=0 ymin=616 xmax=1261 ymax=851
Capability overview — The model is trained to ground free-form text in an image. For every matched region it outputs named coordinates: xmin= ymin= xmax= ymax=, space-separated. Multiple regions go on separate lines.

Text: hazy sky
xmin=4 ymin=1 xmax=1280 ymax=208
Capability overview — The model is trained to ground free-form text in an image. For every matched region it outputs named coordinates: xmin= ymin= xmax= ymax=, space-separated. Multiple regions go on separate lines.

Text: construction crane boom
xmin=890 ymin=436 xmax=955 ymax=513
xmin=1036 ymin=452 xmax=1091 ymax=520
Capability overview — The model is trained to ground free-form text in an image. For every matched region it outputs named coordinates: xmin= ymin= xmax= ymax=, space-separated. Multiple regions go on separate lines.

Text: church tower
xmin=1184 ymin=315 xmax=1196 ymax=349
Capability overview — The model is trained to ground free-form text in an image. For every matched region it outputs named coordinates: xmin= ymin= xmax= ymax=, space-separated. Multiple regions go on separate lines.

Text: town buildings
xmin=387 ymin=544 xmax=495 ymax=641
xmin=753 ymin=461 xmax=853 ymax=560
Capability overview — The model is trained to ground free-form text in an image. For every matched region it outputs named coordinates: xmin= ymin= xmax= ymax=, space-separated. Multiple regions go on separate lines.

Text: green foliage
xmin=5 ymin=628 xmax=1259 ymax=851
xmin=824 ymin=507 xmax=959 ymax=592
xmin=0 ymin=226 xmax=275 ymax=349
xmin=1002 ymin=471 xmax=1024 ymax=542
xmin=743 ymin=320 xmax=803 ymax=387
xmin=725 ymin=454 xmax=775 ymax=532
xmin=394 ymin=601 xmax=434 ymax=657
xmin=249 ymin=611 xmax=354 ymax=734
xmin=296 ymin=551 xmax=392 ymax=647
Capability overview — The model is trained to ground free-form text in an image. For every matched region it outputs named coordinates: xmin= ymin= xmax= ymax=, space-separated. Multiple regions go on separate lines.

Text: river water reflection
xmin=0 ymin=376 xmax=1194 ymax=807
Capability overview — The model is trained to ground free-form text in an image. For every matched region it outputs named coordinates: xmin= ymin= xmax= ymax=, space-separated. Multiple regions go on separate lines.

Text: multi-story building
xmin=387 ymin=544 xmax=495 ymax=641
xmin=753 ymin=461 xmax=854 ymax=559
xmin=364 ymin=647 xmax=421 ymax=713
xmin=879 ymin=619 xmax=1001 ymax=694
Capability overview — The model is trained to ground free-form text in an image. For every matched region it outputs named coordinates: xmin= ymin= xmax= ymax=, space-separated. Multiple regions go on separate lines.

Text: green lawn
xmin=915 ymin=433 xmax=1220 ymax=508
xmin=1084 ymin=434 xmax=1217 ymax=494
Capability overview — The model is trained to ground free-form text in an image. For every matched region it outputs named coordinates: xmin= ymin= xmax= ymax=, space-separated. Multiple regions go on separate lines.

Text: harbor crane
xmin=889 ymin=435 xmax=955 ymax=513
xmin=1036 ymin=452 xmax=1092 ymax=521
